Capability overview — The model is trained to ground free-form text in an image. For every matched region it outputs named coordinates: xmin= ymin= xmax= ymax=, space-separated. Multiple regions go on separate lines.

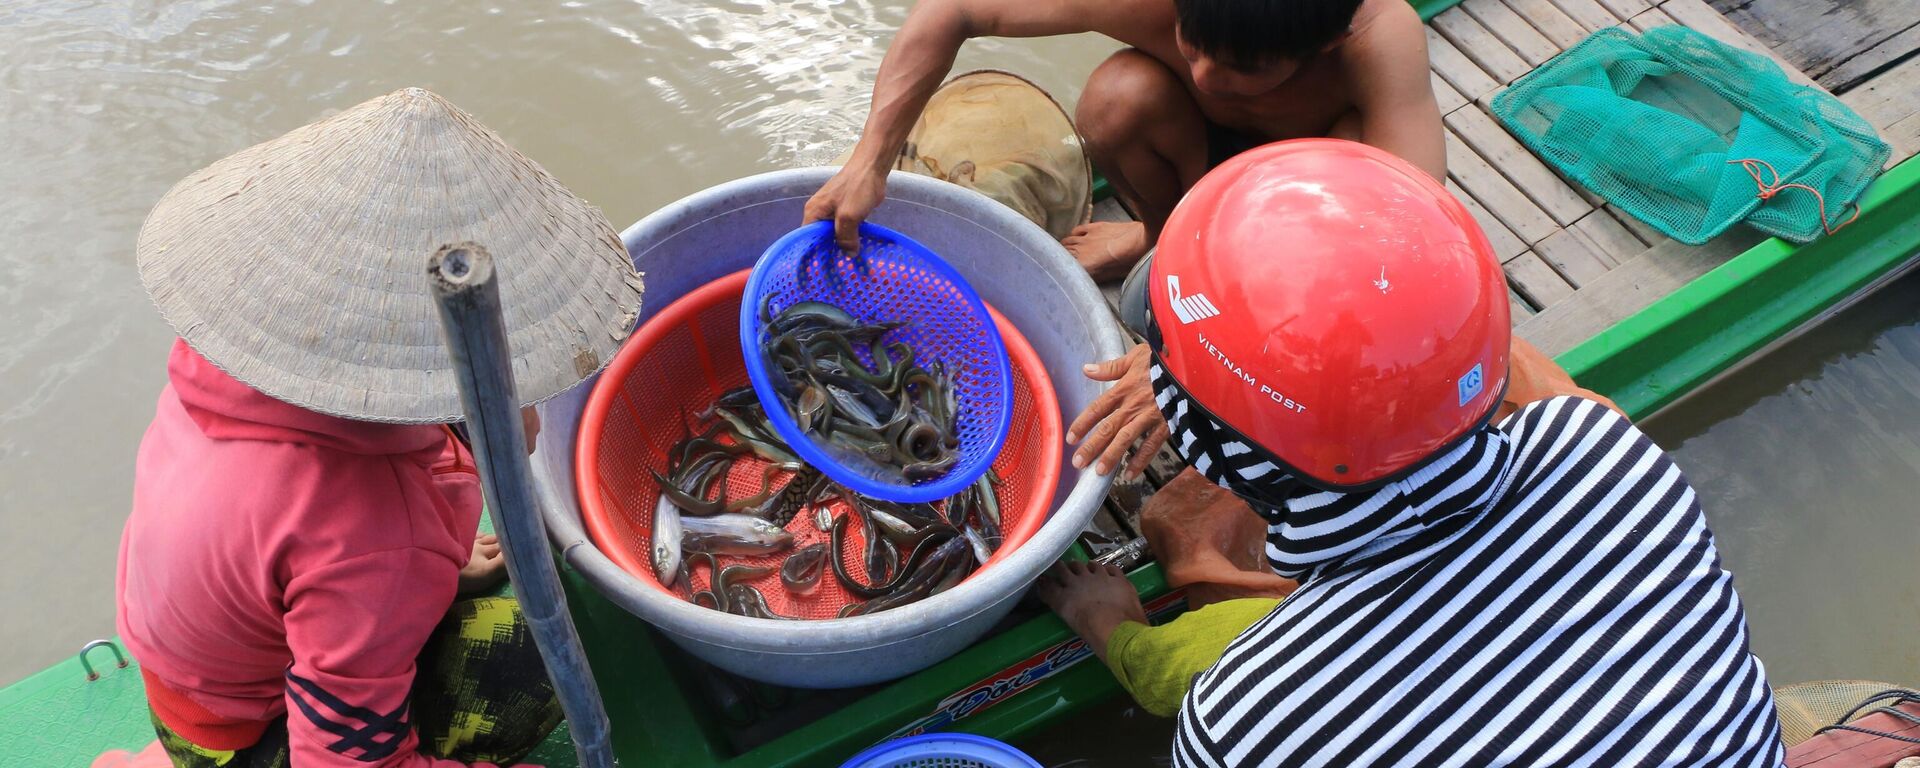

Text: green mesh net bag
xmin=1492 ymin=26 xmax=1888 ymax=244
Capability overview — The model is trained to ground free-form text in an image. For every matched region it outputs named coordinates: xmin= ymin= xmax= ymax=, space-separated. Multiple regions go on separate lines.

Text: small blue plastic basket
xmin=740 ymin=220 xmax=1013 ymax=503
xmin=840 ymin=733 xmax=1043 ymax=768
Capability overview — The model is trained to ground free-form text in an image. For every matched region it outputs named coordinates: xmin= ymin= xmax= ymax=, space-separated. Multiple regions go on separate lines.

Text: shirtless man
xmin=804 ymin=0 xmax=1446 ymax=281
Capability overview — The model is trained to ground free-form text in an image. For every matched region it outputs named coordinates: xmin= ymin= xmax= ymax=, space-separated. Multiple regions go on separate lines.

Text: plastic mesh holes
xmin=741 ymin=221 xmax=1013 ymax=502
xmin=1490 ymin=26 xmax=1887 ymax=245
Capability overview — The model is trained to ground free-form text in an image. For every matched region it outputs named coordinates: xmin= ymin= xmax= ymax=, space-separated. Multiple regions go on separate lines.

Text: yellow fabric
xmin=1103 ymin=598 xmax=1281 ymax=717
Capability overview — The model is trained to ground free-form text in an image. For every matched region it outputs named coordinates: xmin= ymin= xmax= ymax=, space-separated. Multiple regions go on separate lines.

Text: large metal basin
xmin=530 ymin=168 xmax=1126 ymax=688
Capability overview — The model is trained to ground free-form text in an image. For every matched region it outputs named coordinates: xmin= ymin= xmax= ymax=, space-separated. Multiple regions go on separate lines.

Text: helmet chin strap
xmin=1150 ymin=329 xmax=1512 ymax=497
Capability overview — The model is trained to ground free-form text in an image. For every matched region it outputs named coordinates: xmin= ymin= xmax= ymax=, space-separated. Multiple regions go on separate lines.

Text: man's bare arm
xmin=806 ymin=0 xmax=1152 ymax=250
xmin=1344 ymin=0 xmax=1447 ymax=180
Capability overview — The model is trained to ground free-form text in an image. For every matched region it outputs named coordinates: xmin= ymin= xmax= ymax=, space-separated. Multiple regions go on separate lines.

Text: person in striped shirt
xmin=1039 ymin=140 xmax=1784 ymax=767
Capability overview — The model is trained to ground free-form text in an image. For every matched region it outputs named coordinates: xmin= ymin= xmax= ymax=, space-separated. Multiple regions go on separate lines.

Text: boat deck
xmin=1433 ymin=0 xmax=1920 ymax=354
xmin=1087 ymin=0 xmax=1920 ymax=538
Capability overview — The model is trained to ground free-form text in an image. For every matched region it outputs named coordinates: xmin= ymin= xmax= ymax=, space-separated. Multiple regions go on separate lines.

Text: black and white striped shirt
xmin=1154 ymin=368 xmax=1783 ymax=768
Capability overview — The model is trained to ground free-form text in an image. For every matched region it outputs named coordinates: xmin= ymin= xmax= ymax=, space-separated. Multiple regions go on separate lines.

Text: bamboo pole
xmin=427 ymin=243 xmax=616 ymax=768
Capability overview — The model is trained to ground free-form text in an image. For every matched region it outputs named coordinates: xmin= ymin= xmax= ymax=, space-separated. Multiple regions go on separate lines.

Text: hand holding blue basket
xmin=740 ymin=220 xmax=1014 ymax=503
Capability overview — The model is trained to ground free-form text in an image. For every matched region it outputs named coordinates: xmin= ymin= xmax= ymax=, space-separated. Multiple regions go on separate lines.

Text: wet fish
xmin=846 ymin=537 xmax=971 ymax=616
xmin=728 ymin=585 xmax=793 ymax=620
xmin=780 ymin=543 xmax=828 ymax=592
xmin=963 ymin=523 xmax=995 ymax=567
xmin=715 ymin=563 xmax=775 ymax=597
xmin=867 ymin=506 xmax=916 ymax=538
xmin=712 ymin=405 xmax=800 ymax=464
xmin=758 ymin=299 xmax=963 ymax=483
xmin=973 ymin=476 xmax=1001 ymax=528
xmin=830 ymin=514 xmax=955 ymax=599
xmin=652 ymin=468 xmax=725 ymax=514
xmin=902 ymin=453 xmax=958 ymax=482
xmin=681 ymin=514 xmax=794 ymax=556
xmin=741 ymin=466 xmax=821 ymax=527
xmin=652 ymin=496 xmax=684 ymax=587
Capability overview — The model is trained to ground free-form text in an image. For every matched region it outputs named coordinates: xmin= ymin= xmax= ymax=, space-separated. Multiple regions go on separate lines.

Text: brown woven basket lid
xmin=863 ymin=70 xmax=1092 ymax=239
xmin=137 ymin=87 xmax=644 ymax=423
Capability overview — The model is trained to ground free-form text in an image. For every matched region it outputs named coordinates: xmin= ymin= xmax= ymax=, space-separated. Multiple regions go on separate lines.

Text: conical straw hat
xmin=138 ymin=87 xmax=644 ymax=423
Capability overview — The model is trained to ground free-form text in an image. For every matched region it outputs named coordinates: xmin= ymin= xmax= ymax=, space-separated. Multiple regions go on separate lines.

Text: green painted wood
xmin=0 ymin=644 xmax=155 ymax=767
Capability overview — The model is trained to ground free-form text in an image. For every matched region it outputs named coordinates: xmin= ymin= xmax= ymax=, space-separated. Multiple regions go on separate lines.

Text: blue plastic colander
xmin=740 ymin=220 xmax=1013 ymax=503
xmin=840 ymin=733 xmax=1043 ymax=768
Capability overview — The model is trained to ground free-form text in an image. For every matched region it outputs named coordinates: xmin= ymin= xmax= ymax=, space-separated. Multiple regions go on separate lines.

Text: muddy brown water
xmin=1643 ymin=267 xmax=1920 ymax=689
xmin=0 ymin=0 xmax=1118 ymax=686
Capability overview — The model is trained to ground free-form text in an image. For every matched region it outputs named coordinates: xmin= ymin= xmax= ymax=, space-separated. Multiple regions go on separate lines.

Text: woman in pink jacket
xmin=120 ymin=341 xmax=557 ymax=768
xmin=117 ymin=88 xmax=645 ymax=768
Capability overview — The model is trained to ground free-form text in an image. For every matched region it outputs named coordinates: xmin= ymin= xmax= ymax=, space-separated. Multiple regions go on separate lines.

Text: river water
xmin=1643 ymin=267 xmax=1920 ymax=688
xmin=0 ymin=0 xmax=1117 ymax=686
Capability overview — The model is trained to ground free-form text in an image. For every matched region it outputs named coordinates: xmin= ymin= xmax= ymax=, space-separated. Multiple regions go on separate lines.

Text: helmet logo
xmin=1458 ymin=363 xmax=1485 ymax=407
xmin=1166 ymin=275 xmax=1221 ymax=325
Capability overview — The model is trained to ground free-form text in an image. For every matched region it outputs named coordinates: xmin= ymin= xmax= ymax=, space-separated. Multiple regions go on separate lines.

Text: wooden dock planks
xmin=1500 ymin=0 xmax=1590 ymax=49
xmin=1412 ymin=0 xmax=1861 ymax=323
xmin=1840 ymin=53 xmax=1920 ymax=163
xmin=1661 ymin=0 xmax=1819 ymax=88
xmin=1706 ymin=0 xmax=1920 ymax=94
xmin=1504 ymin=251 xmax=1577 ymax=307
xmin=1516 ymin=229 xmax=1766 ymax=355
xmin=1445 ymin=127 xmax=1560 ymax=244
xmin=1432 ymin=7 xmax=1534 ymax=84
xmin=1448 ymin=179 xmax=1531 ymax=261
xmin=1427 ymin=26 xmax=1502 ymax=102
xmin=1431 ymin=70 xmax=1469 ymax=114
xmin=1532 ymin=228 xmax=1616 ymax=285
xmin=1590 ymin=0 xmax=1651 ymax=25
xmin=1819 ymin=24 xmax=1920 ymax=95
xmin=1446 ymin=106 xmax=1593 ymax=226
xmin=1462 ymin=0 xmax=1563 ymax=66
xmin=1626 ymin=6 xmax=1679 ymax=33
xmin=1572 ymin=208 xmax=1655 ymax=261
xmin=1544 ymin=0 xmax=1620 ymax=34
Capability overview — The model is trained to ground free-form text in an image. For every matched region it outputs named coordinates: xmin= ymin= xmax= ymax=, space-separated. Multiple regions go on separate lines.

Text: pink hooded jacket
xmin=118 ymin=340 xmax=500 ymax=767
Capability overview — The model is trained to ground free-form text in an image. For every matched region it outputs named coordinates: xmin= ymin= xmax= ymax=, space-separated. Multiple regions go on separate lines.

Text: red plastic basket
xmin=575 ymin=270 xmax=1061 ymax=620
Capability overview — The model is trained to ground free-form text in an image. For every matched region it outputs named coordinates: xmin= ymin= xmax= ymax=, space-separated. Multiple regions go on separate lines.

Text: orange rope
xmin=1727 ymin=157 xmax=1860 ymax=236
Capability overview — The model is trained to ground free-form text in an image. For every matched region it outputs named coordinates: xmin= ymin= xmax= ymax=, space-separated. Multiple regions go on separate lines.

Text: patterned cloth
xmin=149 ymin=597 xmax=559 ymax=768
xmin=1151 ymin=356 xmax=1784 ymax=767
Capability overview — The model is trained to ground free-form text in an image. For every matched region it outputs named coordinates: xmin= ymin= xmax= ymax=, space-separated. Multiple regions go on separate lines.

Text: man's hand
xmin=458 ymin=534 xmax=507 ymax=595
xmin=803 ymin=165 xmax=888 ymax=254
xmin=1067 ymin=343 xmax=1168 ymax=481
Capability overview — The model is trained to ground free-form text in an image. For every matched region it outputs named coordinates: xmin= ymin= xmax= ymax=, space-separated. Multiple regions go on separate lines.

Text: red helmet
xmin=1149 ymin=139 xmax=1509 ymax=489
